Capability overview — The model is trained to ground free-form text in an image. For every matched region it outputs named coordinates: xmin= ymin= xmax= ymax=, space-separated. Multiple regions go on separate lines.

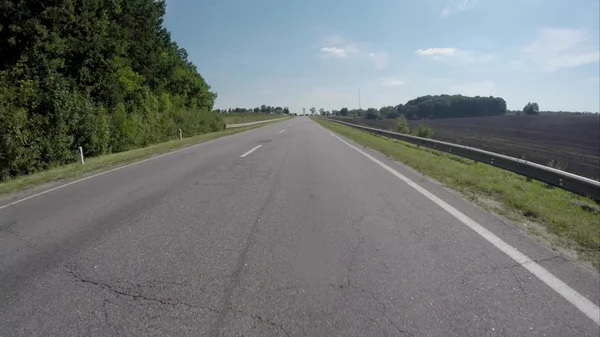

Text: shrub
xmin=413 ymin=124 xmax=434 ymax=138
xmin=395 ymin=115 xmax=410 ymax=134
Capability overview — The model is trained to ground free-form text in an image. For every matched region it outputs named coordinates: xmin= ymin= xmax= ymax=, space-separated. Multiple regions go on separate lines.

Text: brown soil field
xmin=331 ymin=115 xmax=600 ymax=181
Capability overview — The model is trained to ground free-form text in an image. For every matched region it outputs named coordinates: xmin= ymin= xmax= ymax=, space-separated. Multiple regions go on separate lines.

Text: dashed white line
xmin=280 ymin=129 xmax=285 ymax=133
xmin=0 ymin=134 xmax=238 ymax=211
xmin=323 ymin=127 xmax=600 ymax=326
xmin=240 ymin=145 xmax=262 ymax=158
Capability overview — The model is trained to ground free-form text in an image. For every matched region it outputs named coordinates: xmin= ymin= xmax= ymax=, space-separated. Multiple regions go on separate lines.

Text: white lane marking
xmin=0 ymin=123 xmax=282 ymax=211
xmin=280 ymin=129 xmax=285 ymax=133
xmin=240 ymin=145 xmax=262 ymax=158
xmin=324 ymin=128 xmax=600 ymax=326
xmin=289 ymin=124 xmax=292 ymax=127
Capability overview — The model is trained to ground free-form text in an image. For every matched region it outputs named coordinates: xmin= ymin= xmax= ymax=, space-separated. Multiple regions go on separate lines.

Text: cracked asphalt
xmin=0 ymin=117 xmax=598 ymax=336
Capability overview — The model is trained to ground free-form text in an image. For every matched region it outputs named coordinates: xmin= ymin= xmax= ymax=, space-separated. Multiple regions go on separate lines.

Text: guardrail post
xmin=324 ymin=117 xmax=600 ymax=201
xmin=78 ymin=146 xmax=85 ymax=165
xmin=179 ymin=129 xmax=182 ymax=140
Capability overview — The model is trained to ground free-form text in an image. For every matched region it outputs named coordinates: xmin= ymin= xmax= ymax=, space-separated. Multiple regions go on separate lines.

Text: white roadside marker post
xmin=78 ymin=147 xmax=85 ymax=165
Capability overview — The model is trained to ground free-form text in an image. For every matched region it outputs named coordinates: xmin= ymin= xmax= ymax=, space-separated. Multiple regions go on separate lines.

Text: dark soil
xmin=331 ymin=115 xmax=600 ymax=180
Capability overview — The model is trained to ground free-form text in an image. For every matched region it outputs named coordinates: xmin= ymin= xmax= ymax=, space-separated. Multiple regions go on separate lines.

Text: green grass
xmin=223 ymin=113 xmax=285 ymax=124
xmin=0 ymin=119 xmax=288 ymax=197
xmin=313 ymin=117 xmax=600 ymax=269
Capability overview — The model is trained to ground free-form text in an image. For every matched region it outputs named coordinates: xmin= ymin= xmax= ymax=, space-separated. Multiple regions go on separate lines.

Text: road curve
xmin=0 ymin=117 xmax=598 ymax=336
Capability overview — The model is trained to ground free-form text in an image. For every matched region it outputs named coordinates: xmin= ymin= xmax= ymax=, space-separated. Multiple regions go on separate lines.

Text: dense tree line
xmin=215 ymin=106 xmax=290 ymax=114
xmin=332 ymin=95 xmax=507 ymax=120
xmin=0 ymin=0 xmax=222 ymax=180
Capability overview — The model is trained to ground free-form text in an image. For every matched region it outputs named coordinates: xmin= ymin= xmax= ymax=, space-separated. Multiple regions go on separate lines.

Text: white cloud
xmin=381 ymin=78 xmax=406 ymax=87
xmin=320 ymin=46 xmax=348 ymax=58
xmin=319 ymin=33 xmax=360 ymax=59
xmin=440 ymin=0 xmax=479 ymax=18
xmin=415 ymin=48 xmax=457 ymax=56
xmin=318 ymin=33 xmax=387 ymax=69
xmin=368 ymin=52 xmax=390 ymax=69
xmin=319 ymin=44 xmax=359 ymax=59
xmin=415 ymin=47 xmax=493 ymax=65
xmin=523 ymin=28 xmax=599 ymax=71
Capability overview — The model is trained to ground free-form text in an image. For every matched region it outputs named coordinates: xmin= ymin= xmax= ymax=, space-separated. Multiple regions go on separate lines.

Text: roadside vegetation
xmin=0 ymin=120 xmax=288 ymax=197
xmin=0 ymin=0 xmax=290 ymax=183
xmin=313 ymin=118 xmax=600 ymax=270
xmin=223 ymin=113 xmax=287 ymax=125
xmin=332 ymin=115 xmax=600 ymax=180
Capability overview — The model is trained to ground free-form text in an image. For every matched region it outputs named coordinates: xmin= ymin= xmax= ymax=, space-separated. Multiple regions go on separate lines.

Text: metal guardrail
xmin=325 ymin=118 xmax=600 ymax=201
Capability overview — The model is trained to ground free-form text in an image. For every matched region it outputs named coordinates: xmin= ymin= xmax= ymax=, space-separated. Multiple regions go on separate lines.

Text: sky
xmin=163 ymin=0 xmax=600 ymax=113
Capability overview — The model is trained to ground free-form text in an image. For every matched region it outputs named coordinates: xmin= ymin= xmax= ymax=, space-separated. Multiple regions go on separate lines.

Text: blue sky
xmin=164 ymin=0 xmax=600 ymax=113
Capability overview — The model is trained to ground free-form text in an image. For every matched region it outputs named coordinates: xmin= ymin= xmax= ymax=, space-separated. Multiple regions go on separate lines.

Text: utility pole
xmin=358 ymin=88 xmax=361 ymax=110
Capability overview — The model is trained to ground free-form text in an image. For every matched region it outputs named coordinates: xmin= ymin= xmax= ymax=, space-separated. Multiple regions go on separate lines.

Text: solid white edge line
xmin=240 ymin=145 xmax=262 ymax=158
xmin=322 ymin=127 xmax=600 ymax=326
xmin=0 ymin=122 xmax=281 ymax=211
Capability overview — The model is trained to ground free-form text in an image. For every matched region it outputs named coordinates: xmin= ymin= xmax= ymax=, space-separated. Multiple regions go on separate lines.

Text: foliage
xmin=399 ymin=95 xmax=506 ymax=119
xmin=395 ymin=115 xmax=410 ymax=134
xmin=365 ymin=108 xmax=380 ymax=120
xmin=331 ymin=94 xmax=507 ymax=120
xmin=380 ymin=106 xmax=400 ymax=119
xmin=0 ymin=0 xmax=223 ymax=180
xmin=412 ymin=124 xmax=434 ymax=138
xmin=523 ymin=102 xmax=540 ymax=115
xmin=214 ymin=106 xmax=289 ymax=114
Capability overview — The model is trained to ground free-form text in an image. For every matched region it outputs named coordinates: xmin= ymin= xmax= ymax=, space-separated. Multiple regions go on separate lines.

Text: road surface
xmin=1 ymin=117 xmax=598 ymax=336
xmin=225 ymin=117 xmax=288 ymax=129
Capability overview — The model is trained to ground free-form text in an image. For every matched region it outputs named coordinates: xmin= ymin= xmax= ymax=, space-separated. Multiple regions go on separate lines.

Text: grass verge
xmin=223 ymin=113 xmax=285 ymax=124
xmin=313 ymin=117 xmax=600 ymax=270
xmin=0 ymin=119 xmax=289 ymax=197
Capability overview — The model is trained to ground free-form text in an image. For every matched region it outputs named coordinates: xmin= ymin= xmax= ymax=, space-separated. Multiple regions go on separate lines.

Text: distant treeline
xmin=1 ymin=0 xmax=221 ymax=180
xmin=215 ymin=105 xmax=290 ymax=114
xmin=322 ymin=95 xmax=597 ymax=119
xmin=332 ymin=95 xmax=507 ymax=120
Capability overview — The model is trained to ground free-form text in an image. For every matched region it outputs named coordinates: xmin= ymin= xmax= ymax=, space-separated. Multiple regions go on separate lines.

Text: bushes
xmin=412 ymin=124 xmax=434 ymax=138
xmin=0 ymin=0 xmax=222 ymax=181
xmin=395 ymin=115 xmax=410 ymax=134
xmin=0 ymin=72 xmax=223 ymax=180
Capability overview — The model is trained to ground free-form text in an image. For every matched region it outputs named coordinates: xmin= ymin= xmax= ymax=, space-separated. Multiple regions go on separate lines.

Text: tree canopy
xmin=0 ymin=0 xmax=222 ymax=179
xmin=523 ymin=102 xmax=540 ymax=115
xmin=332 ymin=94 xmax=508 ymax=120
xmin=214 ymin=106 xmax=290 ymax=114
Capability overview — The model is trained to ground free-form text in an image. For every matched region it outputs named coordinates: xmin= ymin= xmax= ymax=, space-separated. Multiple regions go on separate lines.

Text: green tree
xmin=0 ymin=0 xmax=223 ymax=180
xmin=340 ymin=107 xmax=349 ymax=116
xmin=365 ymin=108 xmax=380 ymax=120
xmin=380 ymin=106 xmax=399 ymax=119
xmin=395 ymin=115 xmax=410 ymax=134
xmin=310 ymin=107 xmax=316 ymax=115
xmin=523 ymin=102 xmax=540 ymax=115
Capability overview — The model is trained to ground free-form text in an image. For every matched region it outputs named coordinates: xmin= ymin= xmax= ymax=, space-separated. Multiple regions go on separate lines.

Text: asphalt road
xmin=0 ymin=117 xmax=598 ymax=337
xmin=225 ymin=117 xmax=288 ymax=129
